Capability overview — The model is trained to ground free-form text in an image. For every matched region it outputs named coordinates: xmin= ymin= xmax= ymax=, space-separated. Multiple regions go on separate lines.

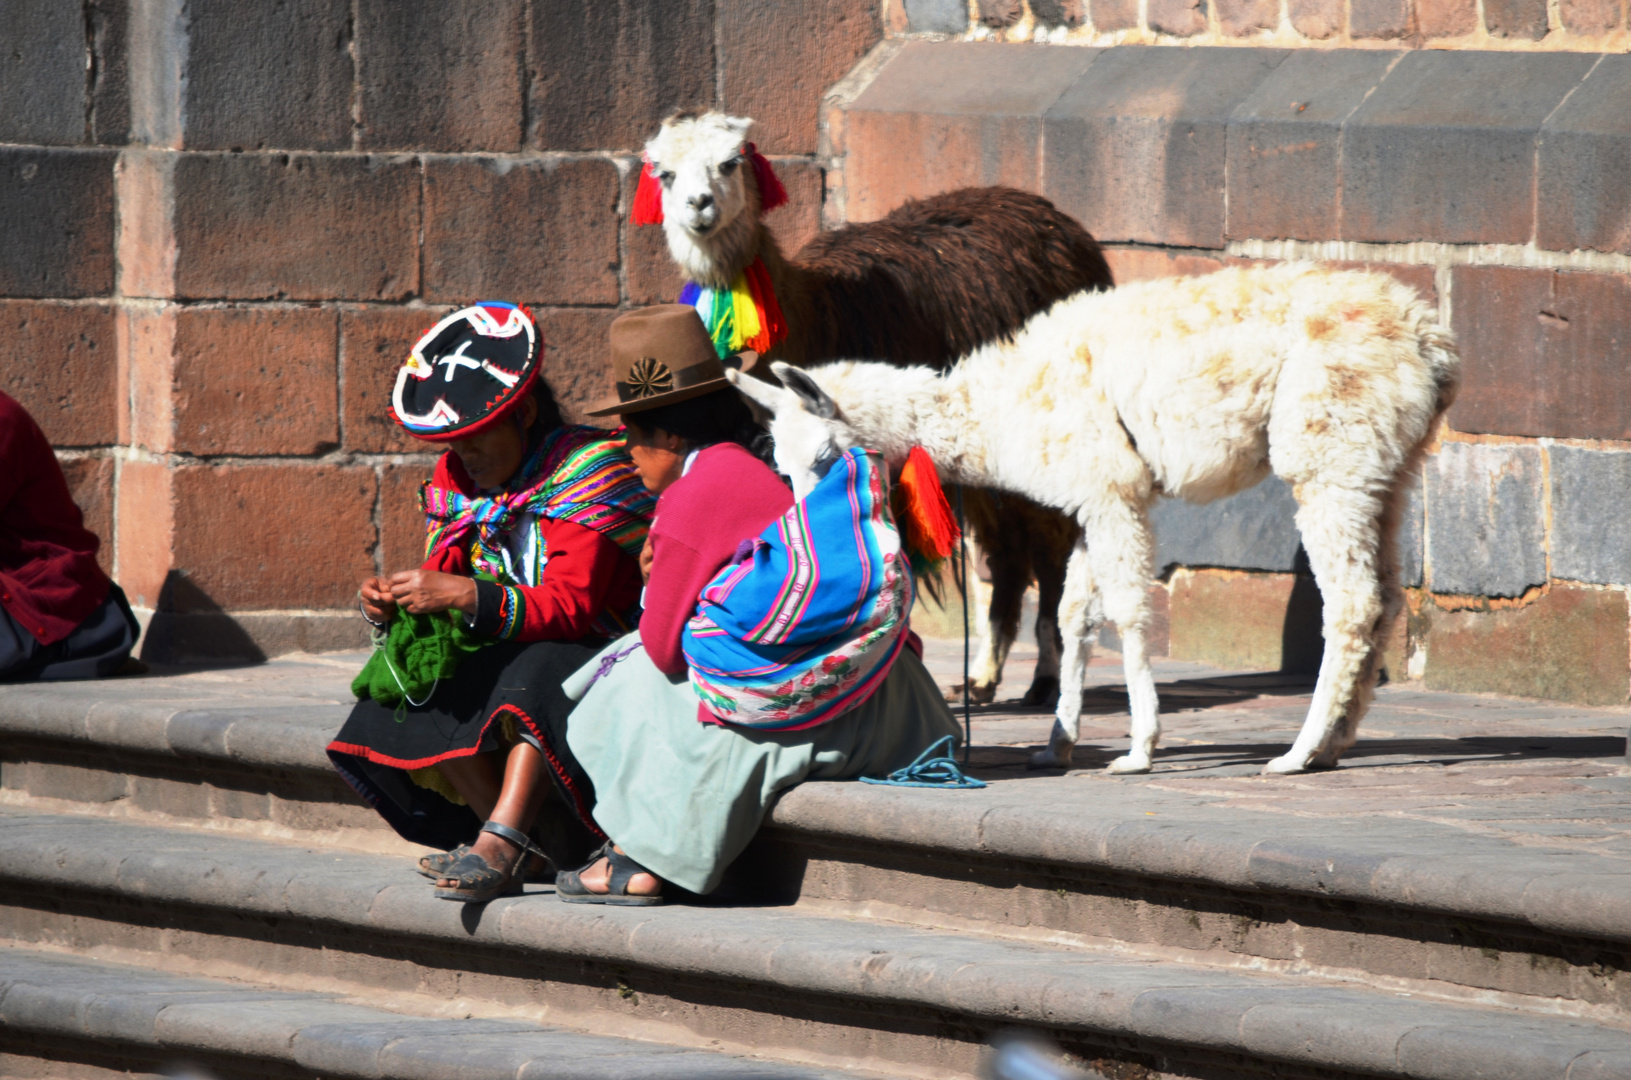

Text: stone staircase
xmin=3 ymin=648 xmax=1631 ymax=1079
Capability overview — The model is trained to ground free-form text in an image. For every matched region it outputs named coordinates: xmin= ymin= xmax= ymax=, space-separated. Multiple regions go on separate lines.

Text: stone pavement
xmin=921 ymin=637 xmax=1631 ymax=860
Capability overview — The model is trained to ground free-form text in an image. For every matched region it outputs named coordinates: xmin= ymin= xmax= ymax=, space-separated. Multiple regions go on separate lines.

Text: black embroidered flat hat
xmin=391 ymin=302 xmax=541 ymax=441
xmin=584 ymin=305 xmax=756 ymax=417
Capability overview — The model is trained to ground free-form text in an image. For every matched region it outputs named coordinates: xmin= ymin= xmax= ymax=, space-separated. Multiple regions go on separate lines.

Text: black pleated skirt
xmin=327 ymin=637 xmax=605 ymax=863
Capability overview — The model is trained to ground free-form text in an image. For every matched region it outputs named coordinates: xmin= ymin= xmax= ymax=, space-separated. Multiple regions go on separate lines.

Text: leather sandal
xmin=556 ymin=842 xmax=665 ymax=906
xmin=433 ymin=821 xmax=550 ymax=903
xmin=420 ymin=840 xmax=551 ymax=883
xmin=417 ymin=844 xmax=471 ymax=879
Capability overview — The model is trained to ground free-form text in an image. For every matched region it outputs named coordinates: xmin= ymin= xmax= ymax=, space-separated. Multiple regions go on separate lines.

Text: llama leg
xmin=1264 ymin=485 xmax=1386 ymax=775
xmin=1023 ymin=512 xmax=1075 ymax=707
xmin=1311 ymin=478 xmax=1409 ymax=768
xmin=1029 ymin=540 xmax=1101 ymax=769
xmin=1084 ymin=506 xmax=1159 ymax=775
xmin=1025 ymin=538 xmax=1067 ymax=708
xmin=968 ymin=535 xmax=1028 ymax=705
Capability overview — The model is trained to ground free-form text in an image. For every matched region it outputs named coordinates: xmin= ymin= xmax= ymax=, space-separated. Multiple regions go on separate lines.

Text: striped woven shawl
xmin=683 ymin=448 xmax=913 ymax=731
xmin=421 ymin=425 xmax=655 ymax=584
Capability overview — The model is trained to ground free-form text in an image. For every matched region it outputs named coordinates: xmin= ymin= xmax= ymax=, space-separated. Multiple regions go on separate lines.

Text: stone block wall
xmin=828 ymin=39 xmax=1631 ymax=705
xmin=5 ymin=0 xmax=868 ymax=662
xmin=900 ymin=0 xmax=1626 ymax=50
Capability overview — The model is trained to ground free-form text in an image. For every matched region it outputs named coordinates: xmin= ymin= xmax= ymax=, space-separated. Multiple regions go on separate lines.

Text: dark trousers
xmin=0 ymin=585 xmax=139 ymax=682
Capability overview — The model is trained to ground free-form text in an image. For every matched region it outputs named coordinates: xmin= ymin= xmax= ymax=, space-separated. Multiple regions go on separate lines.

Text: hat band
xmin=614 ymin=355 xmax=726 ymax=405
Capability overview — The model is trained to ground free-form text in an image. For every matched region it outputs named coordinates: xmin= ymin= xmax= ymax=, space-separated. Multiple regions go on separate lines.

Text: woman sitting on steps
xmin=534 ymin=305 xmax=961 ymax=905
xmin=326 ymin=302 xmax=654 ymax=903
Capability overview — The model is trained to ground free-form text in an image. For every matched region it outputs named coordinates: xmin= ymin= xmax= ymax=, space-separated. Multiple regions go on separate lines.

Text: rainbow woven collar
xmin=678 ymin=256 xmax=787 ymax=359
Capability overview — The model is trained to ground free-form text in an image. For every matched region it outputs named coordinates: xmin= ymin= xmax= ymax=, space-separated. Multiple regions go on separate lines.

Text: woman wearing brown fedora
xmin=536 ymin=305 xmax=959 ymax=905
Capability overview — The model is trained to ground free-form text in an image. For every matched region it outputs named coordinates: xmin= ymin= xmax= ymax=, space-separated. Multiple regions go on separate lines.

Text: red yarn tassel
xmin=896 ymin=447 xmax=961 ymax=575
xmin=632 ymin=159 xmax=664 ymax=226
xmin=742 ymin=257 xmax=788 ymax=353
xmin=744 ymin=142 xmax=787 ymax=213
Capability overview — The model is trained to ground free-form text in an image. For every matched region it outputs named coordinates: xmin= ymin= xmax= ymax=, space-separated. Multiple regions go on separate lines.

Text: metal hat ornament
xmin=391 ymin=302 xmax=541 ymax=441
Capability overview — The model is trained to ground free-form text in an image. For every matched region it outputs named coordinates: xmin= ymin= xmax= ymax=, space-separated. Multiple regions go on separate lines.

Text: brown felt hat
xmin=584 ymin=305 xmax=757 ymax=417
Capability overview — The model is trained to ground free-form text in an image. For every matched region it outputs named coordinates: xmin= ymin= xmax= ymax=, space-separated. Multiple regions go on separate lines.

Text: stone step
xmin=4 ymin=810 xmax=1631 ymax=1080
xmin=5 ymin=661 xmax=1631 ymax=1018
xmin=0 ymin=946 xmax=860 ymax=1080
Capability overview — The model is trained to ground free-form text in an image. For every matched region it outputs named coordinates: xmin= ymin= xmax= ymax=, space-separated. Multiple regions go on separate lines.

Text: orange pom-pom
xmin=632 ymin=159 xmax=664 ymax=226
xmin=896 ymin=446 xmax=961 ymax=574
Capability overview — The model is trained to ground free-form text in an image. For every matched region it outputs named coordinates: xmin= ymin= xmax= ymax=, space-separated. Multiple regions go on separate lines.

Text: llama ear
xmin=773 ymin=363 xmax=838 ymax=420
xmin=726 ymin=368 xmax=788 ymax=414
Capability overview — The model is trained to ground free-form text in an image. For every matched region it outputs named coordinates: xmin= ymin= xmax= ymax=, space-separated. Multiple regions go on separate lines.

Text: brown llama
xmin=639 ymin=109 xmax=1113 ymax=706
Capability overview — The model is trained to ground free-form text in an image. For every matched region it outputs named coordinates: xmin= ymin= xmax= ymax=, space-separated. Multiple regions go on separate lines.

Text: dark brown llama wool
xmin=748 ymin=183 xmax=1113 ymax=705
xmin=761 ymin=187 xmax=1113 ymax=370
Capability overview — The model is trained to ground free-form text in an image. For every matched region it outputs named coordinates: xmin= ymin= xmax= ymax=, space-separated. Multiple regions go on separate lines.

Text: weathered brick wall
xmin=827 ymin=40 xmax=1631 ymax=705
xmin=4 ymin=0 xmax=877 ymax=662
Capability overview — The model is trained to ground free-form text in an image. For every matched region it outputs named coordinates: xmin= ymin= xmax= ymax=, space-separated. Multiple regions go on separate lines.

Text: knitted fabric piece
xmin=351 ymin=610 xmax=487 ymax=708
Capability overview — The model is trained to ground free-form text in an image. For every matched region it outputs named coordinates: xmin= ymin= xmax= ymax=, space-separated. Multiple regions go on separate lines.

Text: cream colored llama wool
xmin=730 ymin=263 xmax=1459 ymax=775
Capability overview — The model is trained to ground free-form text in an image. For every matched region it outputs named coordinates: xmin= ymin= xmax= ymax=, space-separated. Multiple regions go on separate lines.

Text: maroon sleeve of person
xmin=0 ymin=392 xmax=111 ymax=645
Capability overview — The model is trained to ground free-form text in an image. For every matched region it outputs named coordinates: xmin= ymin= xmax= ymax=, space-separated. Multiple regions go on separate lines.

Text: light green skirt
xmin=562 ymin=633 xmax=961 ymax=895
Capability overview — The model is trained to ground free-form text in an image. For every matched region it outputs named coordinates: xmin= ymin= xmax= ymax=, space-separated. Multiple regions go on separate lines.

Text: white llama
xmin=730 ymin=263 xmax=1459 ymax=776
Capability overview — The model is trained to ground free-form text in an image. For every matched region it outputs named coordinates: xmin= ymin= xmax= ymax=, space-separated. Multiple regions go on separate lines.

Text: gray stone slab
xmin=0 ymin=0 xmax=89 ymax=146
xmin=153 ymin=997 xmax=422 ymax=1060
xmin=1150 ymin=476 xmax=1303 ymax=574
xmin=222 ymin=706 xmax=350 ymax=769
xmin=1239 ymin=997 xmax=1422 ymax=1073
xmin=291 ymin=1018 xmax=534 ymax=1077
xmin=1568 ymin=1050 xmax=1631 ymax=1078
xmin=1225 ymin=49 xmax=1400 ymax=242
xmin=850 ymin=40 xmax=1099 ymax=117
xmin=377 ymin=1028 xmax=677 ymax=1080
xmin=0 ymin=147 xmax=116 ymax=299
xmin=1398 ymin=468 xmax=1425 ymax=588
xmin=903 ymin=0 xmax=971 ymax=32
xmin=182 ymin=0 xmax=354 ymax=151
xmin=1044 ymin=46 xmax=1288 ymax=247
xmin=1548 ymin=446 xmax=1631 ymax=585
xmin=1343 ymin=51 xmax=1598 ymax=244
xmin=1424 ymin=441 xmax=1547 ymax=597
xmin=1538 ymin=55 xmax=1631 ymax=256
xmin=1394 ymin=1018 xmax=1631 ymax=1079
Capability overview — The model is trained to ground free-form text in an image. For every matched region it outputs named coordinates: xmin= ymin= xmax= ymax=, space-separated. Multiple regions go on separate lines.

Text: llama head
xmin=643 ymin=111 xmax=764 ymax=287
xmin=727 ymin=362 xmax=861 ymax=500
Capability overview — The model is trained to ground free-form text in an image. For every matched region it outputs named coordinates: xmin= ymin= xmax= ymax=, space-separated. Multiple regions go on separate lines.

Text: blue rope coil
xmin=860 ymin=735 xmax=987 ymax=789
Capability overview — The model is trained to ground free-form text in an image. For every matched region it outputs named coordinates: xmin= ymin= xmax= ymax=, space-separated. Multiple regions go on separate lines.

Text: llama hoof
xmin=1028 ymin=746 xmax=1069 ymax=769
xmin=1262 ymin=753 xmax=1311 ymax=776
xmin=943 ymin=681 xmax=997 ymax=706
xmin=1105 ymin=754 xmax=1151 ymax=775
xmin=1020 ymin=677 xmax=1061 ymax=709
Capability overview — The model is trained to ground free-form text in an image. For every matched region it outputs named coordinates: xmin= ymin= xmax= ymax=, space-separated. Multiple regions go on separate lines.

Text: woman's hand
xmin=639 ymin=534 xmax=655 ymax=584
xmin=359 ymin=577 xmax=398 ymax=625
xmin=388 ymin=570 xmax=479 ymax=615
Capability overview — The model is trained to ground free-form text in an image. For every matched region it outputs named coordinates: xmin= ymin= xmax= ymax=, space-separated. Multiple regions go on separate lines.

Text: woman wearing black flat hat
xmin=326 ymin=302 xmax=655 ymax=903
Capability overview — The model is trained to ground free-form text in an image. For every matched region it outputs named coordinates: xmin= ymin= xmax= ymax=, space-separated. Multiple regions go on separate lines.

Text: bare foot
xmin=575 ymin=846 xmax=660 ymax=897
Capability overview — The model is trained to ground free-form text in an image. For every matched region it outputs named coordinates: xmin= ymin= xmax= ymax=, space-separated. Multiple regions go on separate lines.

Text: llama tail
xmin=1420 ymin=321 xmax=1460 ymax=416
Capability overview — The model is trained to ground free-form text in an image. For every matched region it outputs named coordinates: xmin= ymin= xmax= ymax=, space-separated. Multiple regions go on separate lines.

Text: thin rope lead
xmin=955 ymin=484 xmax=971 ymax=767
xmin=860 ymin=735 xmax=986 ymax=789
